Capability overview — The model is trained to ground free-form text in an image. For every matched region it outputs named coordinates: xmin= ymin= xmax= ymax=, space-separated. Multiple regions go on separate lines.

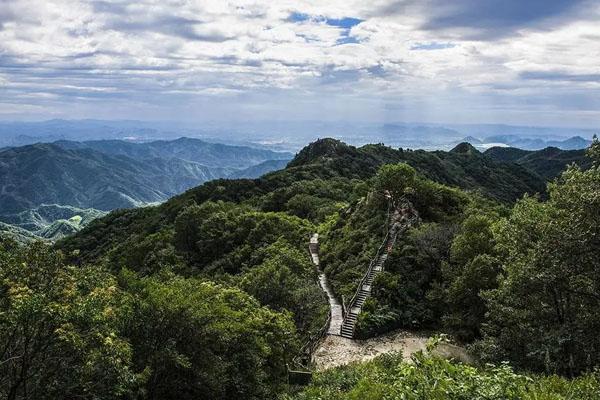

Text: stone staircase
xmin=340 ymin=202 xmax=419 ymax=339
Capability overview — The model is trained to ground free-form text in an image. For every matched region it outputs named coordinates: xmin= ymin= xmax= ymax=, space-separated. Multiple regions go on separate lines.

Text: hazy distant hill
xmin=481 ymin=135 xmax=591 ymax=150
xmin=0 ymin=139 xmax=292 ymax=240
xmin=0 ymin=143 xmax=226 ymax=214
xmin=55 ymin=137 xmax=292 ymax=169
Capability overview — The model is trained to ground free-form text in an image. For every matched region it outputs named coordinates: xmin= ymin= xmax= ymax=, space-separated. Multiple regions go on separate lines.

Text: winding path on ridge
xmin=309 ymin=233 xmax=343 ymax=335
xmin=308 ymin=207 xmax=472 ymax=371
xmin=308 ymin=229 xmax=429 ymax=371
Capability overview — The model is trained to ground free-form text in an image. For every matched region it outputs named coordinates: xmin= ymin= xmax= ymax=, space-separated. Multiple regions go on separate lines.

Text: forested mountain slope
xmin=56 ymin=138 xmax=552 ymax=263
xmin=0 ymin=139 xmax=292 ymax=240
xmin=0 ymin=143 xmax=231 ymax=216
xmin=485 ymin=146 xmax=590 ymax=179
xmin=3 ymin=137 xmax=600 ymax=399
xmin=55 ymin=137 xmax=292 ymax=169
xmin=289 ymin=139 xmax=546 ymax=202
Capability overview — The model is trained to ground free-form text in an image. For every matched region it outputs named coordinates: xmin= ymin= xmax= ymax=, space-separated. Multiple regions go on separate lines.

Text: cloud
xmin=520 ymin=71 xmax=600 ymax=83
xmin=0 ymin=0 xmax=598 ymax=127
xmin=380 ymin=0 xmax=592 ymax=39
xmin=411 ymin=42 xmax=456 ymax=50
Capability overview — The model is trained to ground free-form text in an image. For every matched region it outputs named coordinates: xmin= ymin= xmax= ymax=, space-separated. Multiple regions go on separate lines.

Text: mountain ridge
xmin=0 ymin=139 xmax=294 ymax=240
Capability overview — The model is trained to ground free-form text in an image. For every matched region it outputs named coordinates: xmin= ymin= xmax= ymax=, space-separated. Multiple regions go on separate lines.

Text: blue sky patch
xmin=287 ymin=13 xmax=363 ymax=29
xmin=325 ymin=17 xmax=363 ymax=29
xmin=336 ymin=35 xmax=360 ymax=45
xmin=287 ymin=12 xmax=363 ymax=46
xmin=287 ymin=12 xmax=310 ymax=23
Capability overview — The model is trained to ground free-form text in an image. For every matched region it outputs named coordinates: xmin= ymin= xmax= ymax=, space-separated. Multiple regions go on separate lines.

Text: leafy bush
xmin=0 ymin=241 xmax=134 ymax=400
xmin=285 ymin=352 xmax=600 ymax=400
xmin=120 ymin=271 xmax=297 ymax=400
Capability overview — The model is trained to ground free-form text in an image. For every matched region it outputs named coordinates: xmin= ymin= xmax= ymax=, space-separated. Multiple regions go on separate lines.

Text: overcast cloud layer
xmin=0 ymin=0 xmax=599 ymax=127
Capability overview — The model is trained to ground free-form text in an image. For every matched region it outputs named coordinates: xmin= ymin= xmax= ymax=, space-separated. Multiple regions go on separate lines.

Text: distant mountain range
xmin=0 ymin=131 xmax=592 ymax=242
xmin=0 ymin=119 xmax=595 ymax=152
xmin=461 ymin=135 xmax=592 ymax=151
xmin=0 ymin=138 xmax=292 ymax=240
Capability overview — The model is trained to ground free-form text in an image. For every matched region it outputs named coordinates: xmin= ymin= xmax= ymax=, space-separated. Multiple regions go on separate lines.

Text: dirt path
xmin=313 ymin=330 xmax=474 ymax=371
xmin=309 ymin=232 xmax=430 ymax=371
xmin=313 ymin=330 xmax=429 ymax=371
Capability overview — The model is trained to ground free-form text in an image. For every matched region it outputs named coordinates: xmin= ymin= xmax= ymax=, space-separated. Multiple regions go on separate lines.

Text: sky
xmin=0 ymin=0 xmax=599 ymax=128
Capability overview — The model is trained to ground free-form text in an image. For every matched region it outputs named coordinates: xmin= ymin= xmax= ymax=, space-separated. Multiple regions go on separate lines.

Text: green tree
xmin=374 ymin=163 xmax=417 ymax=202
xmin=441 ymin=213 xmax=500 ymax=341
xmin=478 ymin=161 xmax=600 ymax=374
xmin=239 ymin=239 xmax=327 ymax=336
xmin=121 ymin=272 xmax=298 ymax=400
xmin=173 ymin=201 xmax=231 ymax=254
xmin=587 ymin=134 xmax=600 ymax=167
xmin=0 ymin=241 xmax=133 ymax=400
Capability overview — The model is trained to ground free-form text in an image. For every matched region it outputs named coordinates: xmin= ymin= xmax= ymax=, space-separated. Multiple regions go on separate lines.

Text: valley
xmin=0 ymin=138 xmax=292 ymax=240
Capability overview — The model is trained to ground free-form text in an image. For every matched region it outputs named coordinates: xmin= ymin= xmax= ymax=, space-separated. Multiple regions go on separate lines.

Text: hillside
xmin=485 ymin=146 xmax=590 ymax=179
xmin=57 ymin=139 xmax=548 ymax=265
xmin=289 ymin=139 xmax=545 ymax=202
xmin=55 ymin=137 xmax=292 ymax=169
xmin=6 ymin=136 xmax=599 ymax=399
xmin=0 ymin=139 xmax=292 ymax=239
xmin=0 ymin=143 xmax=228 ymax=213
xmin=228 ymin=159 xmax=290 ymax=178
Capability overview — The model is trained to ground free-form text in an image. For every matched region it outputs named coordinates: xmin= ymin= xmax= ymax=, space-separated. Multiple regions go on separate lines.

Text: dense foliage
xmin=285 ymin=351 xmax=600 ymax=400
xmin=0 ymin=241 xmax=132 ymax=400
xmin=2 ymin=137 xmax=598 ymax=399
xmin=327 ymin=138 xmax=600 ymax=377
xmin=476 ymin=159 xmax=600 ymax=375
xmin=0 ymin=241 xmax=297 ymax=400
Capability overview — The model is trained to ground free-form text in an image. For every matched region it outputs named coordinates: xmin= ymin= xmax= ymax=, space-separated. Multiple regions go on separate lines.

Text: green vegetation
xmin=2 ymin=137 xmax=599 ymax=399
xmin=0 ymin=204 xmax=107 ymax=242
xmin=0 ymin=241 xmax=297 ymax=400
xmin=485 ymin=145 xmax=591 ymax=180
xmin=285 ymin=351 xmax=600 ymax=400
xmin=476 ymin=158 xmax=600 ymax=375
xmin=0 ymin=241 xmax=133 ymax=400
xmin=0 ymin=139 xmax=292 ymax=240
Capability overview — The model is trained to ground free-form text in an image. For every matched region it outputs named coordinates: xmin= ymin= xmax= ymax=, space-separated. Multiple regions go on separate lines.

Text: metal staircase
xmin=340 ymin=202 xmax=419 ymax=339
xmin=340 ymin=233 xmax=395 ymax=338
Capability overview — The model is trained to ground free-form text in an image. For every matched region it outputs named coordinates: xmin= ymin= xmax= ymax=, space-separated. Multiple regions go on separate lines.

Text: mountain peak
xmin=450 ymin=142 xmax=480 ymax=155
xmin=461 ymin=136 xmax=482 ymax=144
xmin=288 ymin=138 xmax=355 ymax=167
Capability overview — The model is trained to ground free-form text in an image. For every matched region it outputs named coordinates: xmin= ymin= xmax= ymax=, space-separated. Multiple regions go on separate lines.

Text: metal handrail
xmin=342 ymin=199 xmax=395 ymax=327
xmin=340 ymin=198 xmax=421 ymax=336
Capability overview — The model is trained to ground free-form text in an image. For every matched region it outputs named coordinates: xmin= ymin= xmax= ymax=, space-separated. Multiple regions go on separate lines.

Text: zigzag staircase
xmin=340 ymin=201 xmax=419 ymax=339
